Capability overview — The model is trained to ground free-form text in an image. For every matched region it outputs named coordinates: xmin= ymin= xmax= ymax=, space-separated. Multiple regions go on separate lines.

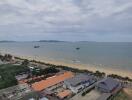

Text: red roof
xmin=32 ymin=72 xmax=74 ymax=91
xmin=57 ymin=90 xmax=72 ymax=99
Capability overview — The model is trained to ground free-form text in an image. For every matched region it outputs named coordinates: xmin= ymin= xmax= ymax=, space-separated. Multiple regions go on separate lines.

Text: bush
xmin=21 ymin=59 xmax=29 ymax=66
xmin=108 ymin=74 xmax=132 ymax=82
xmin=31 ymin=67 xmax=60 ymax=76
xmin=0 ymin=54 xmax=13 ymax=61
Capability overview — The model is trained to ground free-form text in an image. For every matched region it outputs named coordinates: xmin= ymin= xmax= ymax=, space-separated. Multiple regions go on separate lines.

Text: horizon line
xmin=0 ymin=40 xmax=132 ymax=43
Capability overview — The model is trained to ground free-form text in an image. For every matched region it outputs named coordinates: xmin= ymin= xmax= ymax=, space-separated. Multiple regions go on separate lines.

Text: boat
xmin=34 ymin=46 xmax=40 ymax=48
xmin=76 ymin=47 xmax=80 ymax=50
xmin=72 ymin=60 xmax=80 ymax=63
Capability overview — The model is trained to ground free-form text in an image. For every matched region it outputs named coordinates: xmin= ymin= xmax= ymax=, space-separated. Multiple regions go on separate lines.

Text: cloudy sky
xmin=0 ymin=0 xmax=132 ymax=42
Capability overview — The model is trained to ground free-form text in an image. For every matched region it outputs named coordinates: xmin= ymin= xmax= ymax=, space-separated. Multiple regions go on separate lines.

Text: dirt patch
xmin=81 ymin=90 xmax=101 ymax=100
xmin=123 ymin=88 xmax=132 ymax=99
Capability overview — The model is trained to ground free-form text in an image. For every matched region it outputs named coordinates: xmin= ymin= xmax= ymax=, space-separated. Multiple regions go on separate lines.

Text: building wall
xmin=64 ymin=81 xmax=91 ymax=93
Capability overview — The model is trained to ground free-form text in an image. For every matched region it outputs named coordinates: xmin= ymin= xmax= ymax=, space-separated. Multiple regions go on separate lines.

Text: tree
xmin=1 ymin=54 xmax=13 ymax=61
xmin=21 ymin=59 xmax=29 ymax=66
xmin=0 ymin=54 xmax=4 ymax=61
xmin=94 ymin=70 xmax=106 ymax=77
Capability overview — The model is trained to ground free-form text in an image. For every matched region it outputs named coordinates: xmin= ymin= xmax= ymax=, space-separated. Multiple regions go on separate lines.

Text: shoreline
xmin=14 ymin=55 xmax=132 ymax=78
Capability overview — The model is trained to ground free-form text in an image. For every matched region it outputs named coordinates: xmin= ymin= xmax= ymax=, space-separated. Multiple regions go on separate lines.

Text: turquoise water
xmin=0 ymin=42 xmax=132 ymax=71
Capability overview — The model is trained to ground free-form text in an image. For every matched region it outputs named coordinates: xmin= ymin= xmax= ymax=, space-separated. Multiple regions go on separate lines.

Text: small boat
xmin=34 ymin=46 xmax=40 ymax=48
xmin=76 ymin=47 xmax=80 ymax=50
xmin=72 ymin=60 xmax=80 ymax=63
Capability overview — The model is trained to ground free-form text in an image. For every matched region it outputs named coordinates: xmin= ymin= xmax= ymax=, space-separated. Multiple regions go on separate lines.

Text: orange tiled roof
xmin=57 ymin=90 xmax=72 ymax=99
xmin=18 ymin=75 xmax=44 ymax=84
xmin=32 ymin=72 xmax=74 ymax=91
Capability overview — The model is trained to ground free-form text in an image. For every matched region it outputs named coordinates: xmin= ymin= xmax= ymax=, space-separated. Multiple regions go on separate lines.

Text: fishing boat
xmin=34 ymin=46 xmax=40 ymax=48
xmin=76 ymin=47 xmax=80 ymax=50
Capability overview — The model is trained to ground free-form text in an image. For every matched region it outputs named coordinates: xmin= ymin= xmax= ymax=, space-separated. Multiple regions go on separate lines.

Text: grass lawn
xmin=0 ymin=64 xmax=29 ymax=89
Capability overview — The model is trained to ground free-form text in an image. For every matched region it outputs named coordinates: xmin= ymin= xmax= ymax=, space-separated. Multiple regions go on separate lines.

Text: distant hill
xmin=38 ymin=40 xmax=97 ymax=43
xmin=0 ymin=40 xmax=16 ymax=43
xmin=77 ymin=41 xmax=97 ymax=43
xmin=38 ymin=40 xmax=65 ymax=42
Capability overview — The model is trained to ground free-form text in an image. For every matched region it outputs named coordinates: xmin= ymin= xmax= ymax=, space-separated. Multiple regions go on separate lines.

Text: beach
xmin=16 ymin=55 xmax=132 ymax=78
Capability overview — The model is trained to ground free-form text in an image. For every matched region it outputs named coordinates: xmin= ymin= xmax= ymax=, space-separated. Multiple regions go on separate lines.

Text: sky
xmin=0 ymin=0 xmax=132 ymax=42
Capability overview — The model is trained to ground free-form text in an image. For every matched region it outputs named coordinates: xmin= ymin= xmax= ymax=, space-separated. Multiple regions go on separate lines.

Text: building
xmin=39 ymin=97 xmax=49 ymax=100
xmin=64 ymin=74 xmax=96 ymax=93
xmin=32 ymin=71 xmax=74 ymax=91
xmin=96 ymin=77 xmax=120 ymax=93
xmin=27 ymin=97 xmax=44 ymax=100
xmin=0 ymin=83 xmax=32 ymax=100
xmin=57 ymin=90 xmax=72 ymax=99
xmin=15 ymin=73 xmax=29 ymax=81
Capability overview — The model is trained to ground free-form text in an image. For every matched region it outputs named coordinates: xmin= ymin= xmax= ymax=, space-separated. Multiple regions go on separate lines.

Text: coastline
xmin=15 ymin=55 xmax=132 ymax=78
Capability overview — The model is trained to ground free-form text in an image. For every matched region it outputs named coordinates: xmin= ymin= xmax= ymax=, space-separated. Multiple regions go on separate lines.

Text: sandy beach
xmin=16 ymin=55 xmax=132 ymax=78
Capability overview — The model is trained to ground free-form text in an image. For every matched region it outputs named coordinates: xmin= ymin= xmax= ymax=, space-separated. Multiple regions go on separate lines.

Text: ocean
xmin=0 ymin=42 xmax=132 ymax=72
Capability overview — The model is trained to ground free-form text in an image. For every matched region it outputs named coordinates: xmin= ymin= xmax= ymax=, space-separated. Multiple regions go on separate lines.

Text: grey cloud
xmin=0 ymin=0 xmax=132 ymax=41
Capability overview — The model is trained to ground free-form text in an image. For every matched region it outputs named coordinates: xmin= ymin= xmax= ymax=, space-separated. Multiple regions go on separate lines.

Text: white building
xmin=64 ymin=74 xmax=96 ymax=93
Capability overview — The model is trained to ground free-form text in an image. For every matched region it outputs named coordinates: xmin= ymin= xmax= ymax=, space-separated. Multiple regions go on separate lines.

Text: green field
xmin=0 ymin=64 xmax=29 ymax=89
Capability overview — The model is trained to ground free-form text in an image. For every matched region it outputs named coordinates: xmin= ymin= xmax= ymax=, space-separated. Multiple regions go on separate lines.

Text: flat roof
xmin=57 ymin=90 xmax=72 ymax=99
xmin=97 ymin=77 xmax=120 ymax=91
xmin=64 ymin=74 xmax=94 ymax=87
xmin=32 ymin=71 xmax=74 ymax=91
